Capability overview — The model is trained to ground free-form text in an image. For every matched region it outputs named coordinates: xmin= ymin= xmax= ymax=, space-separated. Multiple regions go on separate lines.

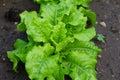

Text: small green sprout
xmin=96 ymin=34 xmax=105 ymax=43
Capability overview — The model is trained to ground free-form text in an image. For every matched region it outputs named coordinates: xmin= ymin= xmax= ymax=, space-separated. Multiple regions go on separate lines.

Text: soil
xmin=0 ymin=0 xmax=120 ymax=80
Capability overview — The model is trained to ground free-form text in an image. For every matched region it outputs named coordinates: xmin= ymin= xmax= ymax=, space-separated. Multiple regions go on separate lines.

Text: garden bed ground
xmin=0 ymin=0 xmax=120 ymax=80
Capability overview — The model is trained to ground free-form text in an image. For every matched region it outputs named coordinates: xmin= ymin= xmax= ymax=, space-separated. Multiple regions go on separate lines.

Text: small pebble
xmin=3 ymin=3 xmax=6 ymax=6
xmin=116 ymin=38 xmax=119 ymax=40
xmin=112 ymin=75 xmax=115 ymax=77
xmin=14 ymin=22 xmax=18 ymax=25
xmin=98 ymin=55 xmax=102 ymax=58
xmin=2 ymin=58 xmax=6 ymax=61
xmin=100 ymin=22 xmax=106 ymax=27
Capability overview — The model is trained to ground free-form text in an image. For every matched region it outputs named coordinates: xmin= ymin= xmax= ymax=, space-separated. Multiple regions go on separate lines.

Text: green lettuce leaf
xmin=68 ymin=8 xmax=87 ymax=27
xmin=85 ymin=9 xmax=97 ymax=27
xmin=62 ymin=8 xmax=88 ymax=36
xmin=74 ymin=27 xmax=96 ymax=41
xmin=75 ymin=0 xmax=92 ymax=7
xmin=66 ymin=39 xmax=101 ymax=53
xmin=34 ymin=0 xmax=92 ymax=8
xmin=40 ymin=2 xmax=74 ymax=25
xmin=17 ymin=11 xmax=38 ymax=31
xmin=25 ymin=43 xmax=58 ymax=80
xmin=41 ymin=4 xmax=58 ymax=25
xmin=67 ymin=49 xmax=98 ymax=80
xmin=33 ymin=0 xmax=59 ymax=4
xmin=50 ymin=22 xmax=67 ymax=44
xmin=60 ymin=39 xmax=101 ymax=80
xmin=18 ymin=11 xmax=54 ymax=42
xmin=7 ymin=51 xmax=19 ymax=71
xmin=7 ymin=39 xmax=33 ymax=71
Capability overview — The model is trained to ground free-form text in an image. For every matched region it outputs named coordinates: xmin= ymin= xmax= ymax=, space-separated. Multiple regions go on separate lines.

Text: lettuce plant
xmin=7 ymin=0 xmax=101 ymax=80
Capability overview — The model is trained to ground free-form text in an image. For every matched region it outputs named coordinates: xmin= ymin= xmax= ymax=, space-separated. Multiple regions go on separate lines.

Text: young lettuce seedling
xmin=7 ymin=0 xmax=101 ymax=80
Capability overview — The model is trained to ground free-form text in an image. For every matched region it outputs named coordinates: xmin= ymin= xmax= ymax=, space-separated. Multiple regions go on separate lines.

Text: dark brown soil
xmin=0 ymin=0 xmax=120 ymax=80
xmin=90 ymin=0 xmax=120 ymax=80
